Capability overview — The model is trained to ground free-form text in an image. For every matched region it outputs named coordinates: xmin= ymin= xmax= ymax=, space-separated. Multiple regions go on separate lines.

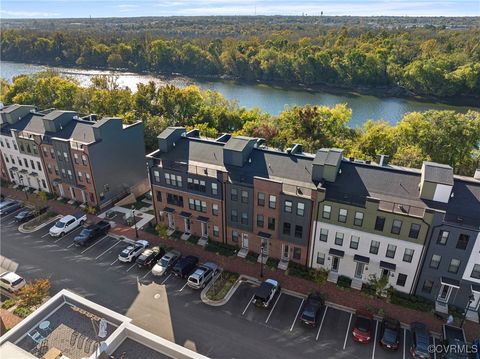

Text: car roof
xmin=265 ymin=278 xmax=279 ymax=286
xmin=202 ymin=262 xmax=218 ymax=270
xmin=59 ymin=215 xmax=75 ymax=222
xmin=0 ymin=272 xmax=23 ymax=282
xmin=135 ymin=240 xmax=149 ymax=246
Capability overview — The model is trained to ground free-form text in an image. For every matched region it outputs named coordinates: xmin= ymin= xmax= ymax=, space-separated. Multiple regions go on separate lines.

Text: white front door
xmin=282 ymin=244 xmax=290 ymax=260
xmin=355 ymin=262 xmax=365 ymax=279
xmin=69 ymin=186 xmax=75 ymax=200
xmin=261 ymin=239 xmax=269 ymax=256
xmin=437 ymin=284 xmax=452 ymax=303
xmin=468 ymin=291 xmax=480 ymax=311
xmin=331 ymin=256 xmax=340 ymax=272
xmin=81 ymin=190 xmax=87 ymax=203
xmin=167 ymin=213 xmax=174 ymax=229
xmin=58 ymin=184 xmax=65 ymax=197
xmin=201 ymin=222 xmax=208 ymax=237
xmin=184 ymin=218 xmax=191 ymax=234
xmin=241 ymin=233 xmax=249 ymax=249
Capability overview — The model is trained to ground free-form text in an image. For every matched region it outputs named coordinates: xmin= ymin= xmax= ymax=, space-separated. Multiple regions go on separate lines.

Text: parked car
xmin=0 ymin=200 xmax=22 ymax=215
xmin=14 ymin=209 xmax=35 ymax=223
xmin=253 ymin=279 xmax=280 ymax=308
xmin=379 ymin=318 xmax=401 ymax=350
xmin=187 ymin=261 xmax=219 ymax=289
xmin=0 ymin=271 xmax=26 ymax=292
xmin=410 ymin=322 xmax=431 ymax=359
xmin=442 ymin=324 xmax=468 ymax=359
xmin=172 ymin=255 xmax=199 ymax=278
xmin=151 ymin=250 xmax=181 ymax=276
xmin=73 ymin=221 xmax=111 ymax=247
xmin=49 ymin=211 xmax=87 ymax=237
xmin=472 ymin=337 xmax=480 ymax=359
xmin=352 ymin=309 xmax=374 ymax=344
xmin=136 ymin=246 xmax=165 ymax=269
xmin=300 ymin=292 xmax=325 ymax=327
xmin=118 ymin=240 xmax=149 ymax=263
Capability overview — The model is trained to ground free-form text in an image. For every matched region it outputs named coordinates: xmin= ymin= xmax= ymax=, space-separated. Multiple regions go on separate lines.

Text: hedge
xmin=204 ymin=241 xmax=238 ymax=257
xmin=389 ymin=290 xmax=434 ymax=312
xmin=337 ymin=275 xmax=352 ymax=289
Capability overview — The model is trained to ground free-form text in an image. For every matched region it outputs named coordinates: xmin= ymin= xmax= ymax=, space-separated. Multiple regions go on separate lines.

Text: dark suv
xmin=73 ymin=220 xmax=111 ymax=246
xmin=410 ymin=322 xmax=431 ymax=359
xmin=300 ymin=292 xmax=324 ymax=327
xmin=253 ymin=279 xmax=280 ymax=308
xmin=379 ymin=318 xmax=401 ymax=350
xmin=172 ymin=256 xmax=199 ymax=278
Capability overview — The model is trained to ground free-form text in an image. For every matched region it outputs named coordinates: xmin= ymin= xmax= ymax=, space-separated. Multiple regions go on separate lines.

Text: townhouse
xmin=147 ymin=127 xmax=317 ymax=267
xmin=0 ymin=104 xmax=148 ymax=208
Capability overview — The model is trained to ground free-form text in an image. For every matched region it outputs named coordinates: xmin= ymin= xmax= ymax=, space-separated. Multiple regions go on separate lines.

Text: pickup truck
xmin=187 ymin=261 xmax=219 ymax=289
xmin=49 ymin=211 xmax=87 ymax=237
xmin=73 ymin=220 xmax=111 ymax=247
xmin=442 ymin=324 xmax=468 ymax=359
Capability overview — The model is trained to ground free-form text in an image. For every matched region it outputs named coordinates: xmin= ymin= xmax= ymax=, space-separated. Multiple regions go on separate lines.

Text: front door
xmin=282 ymin=244 xmax=290 ymax=260
xmin=355 ymin=262 xmax=365 ymax=279
xmin=437 ymin=284 xmax=452 ymax=303
xmin=468 ymin=291 xmax=480 ymax=311
xmin=184 ymin=218 xmax=191 ymax=234
xmin=201 ymin=222 xmax=208 ymax=237
xmin=167 ymin=213 xmax=174 ymax=229
xmin=69 ymin=186 xmax=75 ymax=200
xmin=331 ymin=256 xmax=340 ymax=272
xmin=261 ymin=238 xmax=269 ymax=256
xmin=241 ymin=233 xmax=249 ymax=249
xmin=81 ymin=190 xmax=87 ymax=203
xmin=58 ymin=184 xmax=65 ymax=197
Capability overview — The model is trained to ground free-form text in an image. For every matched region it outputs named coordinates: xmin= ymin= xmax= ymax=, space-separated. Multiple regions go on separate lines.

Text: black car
xmin=136 ymin=246 xmax=165 ymax=269
xmin=379 ymin=318 xmax=401 ymax=351
xmin=172 ymin=256 xmax=199 ymax=278
xmin=73 ymin=220 xmax=111 ymax=246
xmin=253 ymin=279 xmax=280 ymax=308
xmin=300 ymin=292 xmax=325 ymax=327
xmin=410 ymin=322 xmax=431 ymax=359
xmin=14 ymin=209 xmax=35 ymax=223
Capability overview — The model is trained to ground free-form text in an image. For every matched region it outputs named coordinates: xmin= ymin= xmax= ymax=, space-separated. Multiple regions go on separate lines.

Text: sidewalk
xmin=2 ymin=186 xmax=479 ymax=341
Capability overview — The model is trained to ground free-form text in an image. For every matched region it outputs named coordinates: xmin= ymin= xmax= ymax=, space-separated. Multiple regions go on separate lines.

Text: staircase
xmin=166 ymin=228 xmax=175 ymax=236
xmin=257 ymin=254 xmax=268 ymax=264
xmin=465 ymin=309 xmax=479 ymax=323
xmin=435 ymin=300 xmax=449 ymax=314
xmin=180 ymin=232 xmax=191 ymax=241
xmin=237 ymin=248 xmax=248 ymax=258
xmin=327 ymin=271 xmax=339 ymax=284
xmin=350 ymin=278 xmax=363 ymax=290
xmin=197 ymin=237 xmax=208 ymax=247
xmin=277 ymin=259 xmax=289 ymax=271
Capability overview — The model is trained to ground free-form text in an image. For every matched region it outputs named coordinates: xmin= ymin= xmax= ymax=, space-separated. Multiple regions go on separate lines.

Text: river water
xmin=1 ymin=61 xmax=476 ymax=127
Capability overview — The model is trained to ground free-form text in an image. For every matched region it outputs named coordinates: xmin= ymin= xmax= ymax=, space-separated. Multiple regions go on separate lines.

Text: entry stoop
xmin=350 ymin=278 xmax=363 ymax=290
xmin=327 ymin=271 xmax=339 ymax=284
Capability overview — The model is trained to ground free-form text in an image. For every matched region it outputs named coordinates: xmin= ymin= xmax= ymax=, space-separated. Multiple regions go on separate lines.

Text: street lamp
xmin=18 ymin=176 xmax=28 ymax=200
xmin=460 ymin=293 xmax=475 ymax=328
xmin=260 ymin=244 xmax=264 ymax=278
xmin=132 ymin=206 xmax=138 ymax=238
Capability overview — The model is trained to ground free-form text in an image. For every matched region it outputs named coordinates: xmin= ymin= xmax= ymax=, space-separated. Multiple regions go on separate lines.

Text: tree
xmin=367 ymin=274 xmax=391 ymax=298
xmin=17 ymin=278 xmax=50 ymax=307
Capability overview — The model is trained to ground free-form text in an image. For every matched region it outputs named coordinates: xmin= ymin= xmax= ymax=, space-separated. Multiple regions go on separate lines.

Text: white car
xmin=118 ymin=240 xmax=149 ymax=263
xmin=152 ymin=250 xmax=181 ymax=276
xmin=187 ymin=261 xmax=219 ymax=289
xmin=49 ymin=212 xmax=87 ymax=237
xmin=0 ymin=272 xmax=26 ymax=292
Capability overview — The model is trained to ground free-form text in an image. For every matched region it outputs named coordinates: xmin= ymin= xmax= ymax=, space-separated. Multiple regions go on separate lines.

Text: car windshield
xmin=11 ymin=278 xmax=24 ymax=286
xmin=80 ymin=229 xmax=91 ymax=236
xmin=189 ymin=277 xmax=198 ymax=283
xmin=383 ymin=328 xmax=398 ymax=344
xmin=356 ymin=317 xmax=371 ymax=333
xmin=55 ymin=221 xmax=66 ymax=228
xmin=301 ymin=310 xmax=315 ymax=322
xmin=160 ymin=258 xmax=169 ymax=267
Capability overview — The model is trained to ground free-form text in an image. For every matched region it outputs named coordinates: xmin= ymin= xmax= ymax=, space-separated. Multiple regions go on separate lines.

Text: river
xmin=1 ymin=61 xmax=477 ymax=127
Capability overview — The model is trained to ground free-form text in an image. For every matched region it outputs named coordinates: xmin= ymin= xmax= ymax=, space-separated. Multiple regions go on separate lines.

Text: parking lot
xmin=1 ymin=204 xmax=442 ymax=359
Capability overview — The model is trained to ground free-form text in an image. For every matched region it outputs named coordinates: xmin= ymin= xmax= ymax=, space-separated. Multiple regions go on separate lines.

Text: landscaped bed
xmin=206 ymin=271 xmax=239 ymax=301
xmin=22 ymin=211 xmax=58 ymax=231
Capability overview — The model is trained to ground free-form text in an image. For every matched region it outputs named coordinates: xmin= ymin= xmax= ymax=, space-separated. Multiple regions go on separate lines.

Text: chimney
xmin=376 ymin=154 xmax=390 ymax=167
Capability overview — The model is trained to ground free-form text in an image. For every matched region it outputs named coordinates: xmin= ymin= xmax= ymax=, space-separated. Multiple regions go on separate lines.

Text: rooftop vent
xmin=376 ymin=154 xmax=390 ymax=167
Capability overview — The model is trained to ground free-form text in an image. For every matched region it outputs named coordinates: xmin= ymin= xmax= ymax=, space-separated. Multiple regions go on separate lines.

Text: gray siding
xmin=278 ymin=194 xmax=312 ymax=246
xmin=53 ymin=140 xmax=76 ymax=186
xmin=225 ymin=183 xmax=253 ymax=231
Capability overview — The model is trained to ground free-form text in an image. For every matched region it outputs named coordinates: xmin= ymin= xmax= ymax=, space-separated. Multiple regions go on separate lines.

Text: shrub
xmin=17 ymin=278 xmax=50 ymax=308
xmin=266 ymin=257 xmax=279 ymax=270
xmin=13 ymin=306 xmax=32 ymax=318
xmin=367 ymin=274 xmax=391 ymax=298
xmin=245 ymin=251 xmax=259 ymax=263
xmin=1 ymin=298 xmax=16 ymax=309
xmin=286 ymin=262 xmax=328 ymax=285
xmin=337 ymin=275 xmax=352 ymax=289
xmin=84 ymin=205 xmax=98 ymax=215
xmin=187 ymin=235 xmax=199 ymax=245
xmin=206 ymin=271 xmax=239 ymax=301
xmin=154 ymin=224 xmax=168 ymax=237
xmin=361 ymin=283 xmax=376 ymax=298
xmin=205 ymin=241 xmax=238 ymax=256
xmin=389 ymin=290 xmax=434 ymax=312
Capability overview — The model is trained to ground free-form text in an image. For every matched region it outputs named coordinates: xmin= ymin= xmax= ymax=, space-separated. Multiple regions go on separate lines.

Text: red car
xmin=352 ymin=309 xmax=374 ymax=344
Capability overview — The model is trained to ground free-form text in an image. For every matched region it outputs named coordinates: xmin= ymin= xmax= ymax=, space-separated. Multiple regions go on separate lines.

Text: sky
xmin=1 ymin=0 xmax=479 ymax=18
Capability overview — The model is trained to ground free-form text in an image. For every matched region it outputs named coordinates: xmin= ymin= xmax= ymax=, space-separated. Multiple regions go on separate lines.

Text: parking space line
xmin=242 ymin=295 xmax=255 ymax=316
xmin=140 ymin=270 xmax=151 ymax=280
xmin=81 ymin=235 xmax=108 ymax=254
xmin=265 ymin=293 xmax=282 ymax=323
xmin=110 ymin=259 xmax=119 ymax=266
xmin=67 ymin=242 xmax=76 ymax=248
xmin=343 ymin=312 xmax=353 ymax=350
xmin=403 ymin=328 xmax=406 ymax=359
xmin=289 ymin=298 xmax=304 ymax=331
xmin=7 ymin=220 xmax=16 ymax=224
xmin=126 ymin=263 xmax=136 ymax=272
xmin=54 ymin=227 xmax=82 ymax=243
xmin=178 ymin=282 xmax=189 ymax=292
xmin=371 ymin=320 xmax=379 ymax=359
xmin=41 ymin=232 xmax=50 ymax=238
xmin=1 ymin=209 xmax=23 ymax=219
xmin=95 ymin=241 xmax=121 ymax=260
xmin=161 ymin=274 xmax=172 ymax=285
xmin=316 ymin=306 xmax=329 ymax=340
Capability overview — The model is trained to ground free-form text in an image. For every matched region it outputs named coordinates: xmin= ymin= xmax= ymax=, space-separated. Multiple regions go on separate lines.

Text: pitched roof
xmin=313 ymin=148 xmax=343 ymax=166
xmin=223 ymin=136 xmax=254 ymax=152
xmin=423 ymin=161 xmax=454 ymax=185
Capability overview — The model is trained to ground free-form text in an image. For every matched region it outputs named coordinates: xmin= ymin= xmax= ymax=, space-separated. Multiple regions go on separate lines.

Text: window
xmin=391 ymin=219 xmax=402 ymax=235
xmin=430 ymin=254 xmax=441 ymax=269
xmin=5 ymin=140 xmax=10 ymax=148
xmin=63 ymin=152 xmax=68 ymax=161
xmin=213 ymin=225 xmax=219 ymax=237
xmin=375 ymin=216 xmax=385 ymax=231
xmin=36 ymin=161 xmax=41 ymax=170
xmin=258 ymin=192 xmax=265 ymax=206
xmin=294 ymin=225 xmax=303 ymax=238
xmin=50 ymin=148 xmax=55 ymax=159
xmin=41 ymin=179 xmax=46 ymax=188
xmin=13 ymin=142 xmax=17 ymax=150
xmin=67 ymin=170 xmax=73 ymax=180
xmin=409 ymin=224 xmax=421 ymax=239
xmin=335 ymin=232 xmax=344 ymax=246
xmin=456 ymin=234 xmax=470 ymax=250
xmin=386 ymin=244 xmax=397 ymax=258
xmin=42 ymin=147 xmax=48 ymax=157
xmin=24 ymin=158 xmax=29 ymax=168
xmin=85 ymin=173 xmax=91 ymax=183
xmin=267 ymin=217 xmax=275 ymax=230
xmin=54 ymin=166 xmax=59 ymax=175
xmin=30 ymin=159 xmax=35 ymax=168
xmin=396 ymin=274 xmax=407 ymax=287
xmin=293 ymin=247 xmax=301 ymax=260
xmin=187 ymin=178 xmax=193 ymax=189
xmin=74 ymin=153 xmax=79 ymax=164
xmin=283 ymin=222 xmax=291 ymax=235
xmin=156 ymin=191 xmax=162 ymax=202
xmin=212 ymin=204 xmax=219 ymax=216
xmin=241 ymin=190 xmax=248 ymax=203
xmin=338 ymin=208 xmax=347 ymax=223
xmin=471 ymin=264 xmax=480 ymax=279
xmin=211 ymin=183 xmax=218 ymax=195
xmin=403 ymin=248 xmax=414 ymax=263
xmin=241 ymin=212 xmax=248 ymax=225
xmin=33 ymin=144 xmax=38 ymax=154
xmin=369 ymin=240 xmax=380 ymax=254
xmin=81 ymin=155 xmax=87 ymax=165
xmin=257 ymin=214 xmax=264 ymax=228
xmin=269 ymin=195 xmax=276 ymax=209
xmin=165 ymin=173 xmax=171 ymax=185
xmin=153 ymin=170 xmax=160 ymax=182
xmin=19 ymin=143 xmax=25 ymax=152
xmin=4 ymin=156 xmax=9 ymax=163
xmin=231 ymin=188 xmax=238 ymax=201
xmin=10 ymin=156 xmax=15 ymax=164
xmin=27 ymin=144 xmax=32 ymax=153
xmin=422 ymin=280 xmax=434 ymax=294
xmin=232 ymin=231 xmax=239 ymax=242
xmin=199 ymin=180 xmax=205 ymax=192
xmin=284 ymin=200 xmax=292 ymax=213
xmin=176 ymin=175 xmax=182 ymax=187
xmin=319 ymin=228 xmax=328 ymax=242
xmin=316 ymin=253 xmax=325 ymax=265
xmin=231 ymin=210 xmax=238 ymax=222
xmin=201 ymin=201 xmax=207 ymax=213
xmin=0 ymin=139 xmax=3 ymax=147
xmin=78 ymin=171 xmax=83 ymax=182
xmin=448 ymin=259 xmax=461 ymax=274
xmin=437 ymin=230 xmax=449 ymax=245
xmin=297 ymin=202 xmax=305 ymax=216
xmin=350 ymin=236 xmax=360 ymax=249
xmin=354 ymin=212 xmax=364 ymax=226
xmin=322 ymin=205 xmax=331 ymax=219
xmin=166 ymin=193 xmax=183 ymax=207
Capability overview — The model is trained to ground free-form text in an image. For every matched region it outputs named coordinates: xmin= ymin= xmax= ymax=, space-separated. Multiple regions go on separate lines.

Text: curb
xmin=201 ymin=274 xmax=257 ymax=306
xmin=18 ymin=215 xmax=62 ymax=234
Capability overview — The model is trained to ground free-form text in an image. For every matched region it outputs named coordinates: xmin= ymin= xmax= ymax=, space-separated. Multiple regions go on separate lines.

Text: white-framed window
xmin=297 ymin=202 xmax=305 ymax=216
xmin=319 ymin=228 xmax=328 ymax=242
xmin=211 ymin=183 xmax=218 ymax=195
xmin=153 ymin=170 xmax=160 ymax=182
xmin=350 ymin=235 xmax=360 ymax=249
xmin=386 ymin=244 xmax=397 ymax=258
xmin=338 ymin=208 xmax=347 ymax=223
xmin=354 ymin=212 xmax=364 ymax=226
xmin=335 ymin=232 xmax=344 ymax=246
xmin=316 ymin=252 xmax=325 ymax=265
xmin=322 ymin=205 xmax=331 ymax=219
xmin=284 ymin=200 xmax=292 ymax=213
xmin=403 ymin=248 xmax=414 ymax=263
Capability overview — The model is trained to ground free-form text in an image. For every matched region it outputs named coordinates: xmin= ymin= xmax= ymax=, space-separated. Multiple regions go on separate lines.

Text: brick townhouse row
xmin=147 ymin=126 xmax=480 ymax=323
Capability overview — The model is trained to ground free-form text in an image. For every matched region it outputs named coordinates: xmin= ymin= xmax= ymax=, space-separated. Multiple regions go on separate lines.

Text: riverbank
xmin=3 ymin=59 xmax=479 ymax=108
